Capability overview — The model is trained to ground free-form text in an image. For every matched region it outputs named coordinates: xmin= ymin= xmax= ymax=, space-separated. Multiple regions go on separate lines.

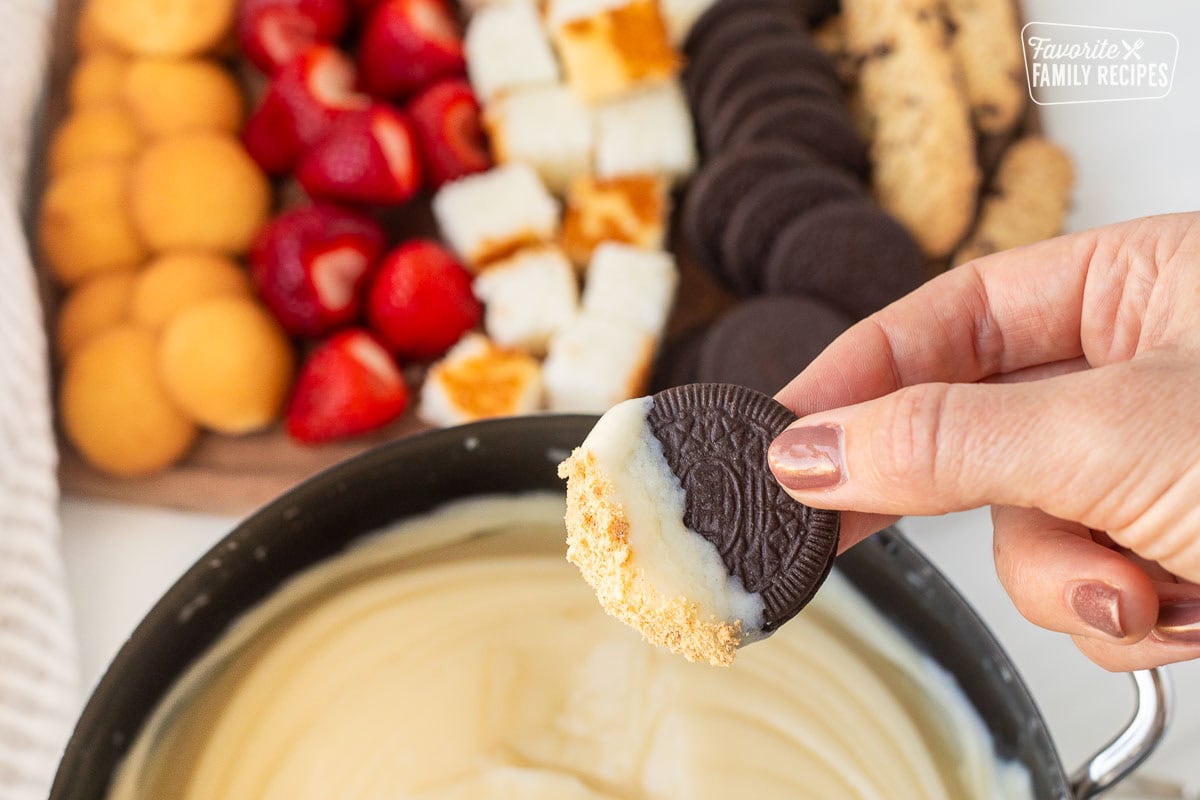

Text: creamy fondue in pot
xmin=108 ymin=494 xmax=1030 ymax=799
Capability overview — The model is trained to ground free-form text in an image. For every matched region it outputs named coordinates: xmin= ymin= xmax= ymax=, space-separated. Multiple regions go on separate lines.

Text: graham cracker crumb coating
xmin=558 ymin=448 xmax=741 ymax=667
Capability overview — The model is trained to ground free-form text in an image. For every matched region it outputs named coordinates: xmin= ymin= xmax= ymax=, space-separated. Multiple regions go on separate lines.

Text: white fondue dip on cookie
xmin=108 ymin=494 xmax=1030 ymax=800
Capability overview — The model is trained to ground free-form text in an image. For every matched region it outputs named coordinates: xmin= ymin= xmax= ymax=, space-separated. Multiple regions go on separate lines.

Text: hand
xmin=769 ymin=212 xmax=1200 ymax=671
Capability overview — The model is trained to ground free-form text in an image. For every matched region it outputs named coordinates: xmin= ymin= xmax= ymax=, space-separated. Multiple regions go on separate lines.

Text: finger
xmin=991 ymin=506 xmax=1158 ymax=643
xmin=1073 ymin=631 xmax=1200 ymax=672
xmin=768 ymin=360 xmax=1195 ymax=538
xmin=836 ymin=512 xmax=898 ymax=554
xmin=981 ymin=356 xmax=1089 ymax=384
xmin=775 ymin=213 xmax=1200 ymax=418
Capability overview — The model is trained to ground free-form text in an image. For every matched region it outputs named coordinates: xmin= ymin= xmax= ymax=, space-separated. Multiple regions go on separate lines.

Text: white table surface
xmin=59 ymin=0 xmax=1200 ymax=793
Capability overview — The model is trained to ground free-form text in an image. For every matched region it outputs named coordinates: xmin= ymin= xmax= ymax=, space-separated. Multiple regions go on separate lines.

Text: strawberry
xmin=243 ymin=45 xmax=369 ymax=175
xmin=407 ymin=79 xmax=491 ymax=187
xmin=296 ymin=103 xmax=423 ymax=205
xmin=250 ymin=204 xmax=386 ymax=336
xmin=238 ymin=0 xmax=351 ymax=75
xmin=366 ymin=240 xmax=480 ymax=359
xmin=357 ymin=0 xmax=465 ymax=98
xmin=286 ymin=328 xmax=409 ymax=443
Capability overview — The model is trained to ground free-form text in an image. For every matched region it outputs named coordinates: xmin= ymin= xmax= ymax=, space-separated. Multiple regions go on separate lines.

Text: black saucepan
xmin=49 ymin=416 xmax=1167 ymax=799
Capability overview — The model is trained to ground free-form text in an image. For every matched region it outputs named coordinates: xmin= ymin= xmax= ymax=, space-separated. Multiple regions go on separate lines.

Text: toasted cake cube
xmin=595 ymin=81 xmax=697 ymax=181
xmin=561 ymin=174 xmax=667 ymax=265
xmin=581 ymin=242 xmax=677 ymax=337
xmin=419 ymin=334 xmax=544 ymax=426
xmin=466 ymin=2 xmax=560 ymax=102
xmin=659 ymin=0 xmax=718 ymax=43
xmin=543 ymin=313 xmax=654 ymax=411
xmin=433 ymin=163 xmax=561 ymax=267
xmin=473 ymin=246 xmax=579 ymax=353
xmin=548 ymin=0 xmax=680 ymax=103
xmin=485 ymin=85 xmax=594 ymax=194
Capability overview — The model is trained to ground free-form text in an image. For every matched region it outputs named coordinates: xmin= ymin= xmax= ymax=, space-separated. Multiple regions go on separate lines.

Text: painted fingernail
xmin=768 ymin=425 xmax=845 ymax=491
xmin=1154 ymin=600 xmax=1200 ymax=644
xmin=1067 ymin=581 xmax=1125 ymax=639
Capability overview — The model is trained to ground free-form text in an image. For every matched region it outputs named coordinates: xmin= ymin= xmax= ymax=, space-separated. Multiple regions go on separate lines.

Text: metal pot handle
xmin=1071 ymin=667 xmax=1172 ymax=799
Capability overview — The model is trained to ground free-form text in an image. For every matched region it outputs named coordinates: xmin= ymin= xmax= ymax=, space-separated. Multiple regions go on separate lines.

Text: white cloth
xmin=0 ymin=1 xmax=81 ymax=797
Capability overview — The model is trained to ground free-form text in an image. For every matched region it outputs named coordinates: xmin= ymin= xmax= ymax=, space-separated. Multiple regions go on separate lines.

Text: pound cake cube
xmin=473 ymin=246 xmax=579 ymax=353
xmin=485 ymin=85 xmax=594 ymax=194
xmin=466 ymin=2 xmax=560 ymax=102
xmin=561 ymin=174 xmax=668 ymax=265
xmin=548 ymin=0 xmax=680 ymax=103
xmin=543 ymin=313 xmax=654 ymax=411
xmin=582 ymin=242 xmax=677 ymax=337
xmin=433 ymin=163 xmax=561 ymax=268
xmin=419 ymin=334 xmax=544 ymax=426
xmin=595 ymin=81 xmax=696 ymax=181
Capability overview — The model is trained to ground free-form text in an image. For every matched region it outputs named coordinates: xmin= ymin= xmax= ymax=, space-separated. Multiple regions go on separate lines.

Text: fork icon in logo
xmin=1122 ymin=38 xmax=1145 ymax=60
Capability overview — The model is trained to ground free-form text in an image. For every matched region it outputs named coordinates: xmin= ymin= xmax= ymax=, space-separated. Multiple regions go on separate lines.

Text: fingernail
xmin=1154 ymin=600 xmax=1200 ymax=644
xmin=768 ymin=425 xmax=844 ymax=491
xmin=1067 ymin=581 xmax=1125 ymax=639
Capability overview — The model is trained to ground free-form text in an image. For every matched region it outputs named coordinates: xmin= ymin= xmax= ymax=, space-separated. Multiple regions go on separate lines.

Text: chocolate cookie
xmin=700 ymin=70 xmax=844 ymax=151
xmin=695 ymin=294 xmax=852 ymax=394
xmin=722 ymin=96 xmax=870 ymax=178
xmin=763 ymin=200 xmax=926 ymax=319
xmin=684 ymin=0 xmax=807 ymax=57
xmin=681 ymin=141 xmax=822 ymax=288
xmin=683 ymin=21 xmax=803 ymax=109
xmin=687 ymin=33 xmax=841 ymax=114
xmin=646 ymin=383 xmax=841 ymax=634
xmin=718 ymin=166 xmax=864 ymax=290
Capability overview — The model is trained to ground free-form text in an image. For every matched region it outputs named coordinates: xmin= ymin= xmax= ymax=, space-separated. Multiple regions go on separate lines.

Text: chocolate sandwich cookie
xmin=721 ymin=96 xmax=870 ymax=178
xmin=684 ymin=0 xmax=807 ymax=58
xmin=681 ymin=142 xmax=821 ymax=288
xmin=693 ymin=36 xmax=841 ymax=112
xmin=650 ymin=325 xmax=707 ymax=391
xmin=700 ymin=70 xmax=843 ymax=151
xmin=719 ymin=166 xmax=864 ymax=292
xmin=696 ymin=295 xmax=852 ymax=395
xmin=683 ymin=19 xmax=803 ymax=109
xmin=558 ymin=383 xmax=840 ymax=666
xmin=763 ymin=200 xmax=926 ymax=319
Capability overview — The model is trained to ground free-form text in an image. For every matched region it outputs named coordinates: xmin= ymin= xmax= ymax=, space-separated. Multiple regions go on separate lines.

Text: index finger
xmin=774 ymin=216 xmax=1166 ymax=416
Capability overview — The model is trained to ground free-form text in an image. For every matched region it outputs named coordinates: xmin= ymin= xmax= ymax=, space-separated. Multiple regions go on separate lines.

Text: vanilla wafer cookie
xmin=843 ymin=0 xmax=979 ymax=258
xmin=954 ymin=137 xmax=1074 ymax=264
xmin=943 ymin=0 xmax=1026 ymax=134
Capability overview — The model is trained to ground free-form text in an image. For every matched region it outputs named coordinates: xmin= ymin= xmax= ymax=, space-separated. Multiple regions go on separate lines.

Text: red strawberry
xmin=407 ymin=79 xmax=491 ymax=187
xmin=358 ymin=0 xmax=465 ymax=98
xmin=297 ymin=103 xmax=423 ymax=205
xmin=286 ymin=329 xmax=409 ymax=443
xmin=238 ymin=0 xmax=351 ymax=75
xmin=349 ymin=0 xmax=386 ymax=17
xmin=243 ymin=46 xmax=370 ymax=175
xmin=250 ymin=204 xmax=386 ymax=336
xmin=366 ymin=240 xmax=480 ymax=359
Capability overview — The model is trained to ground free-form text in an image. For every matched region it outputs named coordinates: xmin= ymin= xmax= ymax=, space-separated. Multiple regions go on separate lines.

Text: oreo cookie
xmin=763 ymin=200 xmax=926 ymax=319
xmin=700 ymin=70 xmax=843 ymax=150
xmin=684 ymin=0 xmax=807 ymax=57
xmin=683 ymin=20 xmax=802 ymax=109
xmin=694 ymin=36 xmax=841 ymax=108
xmin=722 ymin=96 xmax=870 ymax=178
xmin=681 ymin=141 xmax=821 ymax=289
xmin=696 ymin=295 xmax=852 ymax=394
xmin=646 ymin=383 xmax=841 ymax=635
xmin=719 ymin=166 xmax=864 ymax=290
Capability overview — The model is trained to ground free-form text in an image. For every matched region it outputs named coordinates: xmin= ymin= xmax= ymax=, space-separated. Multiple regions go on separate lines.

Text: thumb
xmin=766 ymin=361 xmax=1190 ymax=541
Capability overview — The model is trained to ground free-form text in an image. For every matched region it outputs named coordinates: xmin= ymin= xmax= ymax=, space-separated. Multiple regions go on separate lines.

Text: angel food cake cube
xmin=419 ymin=334 xmax=544 ymax=426
xmin=433 ymin=163 xmax=561 ymax=268
xmin=595 ymin=81 xmax=696 ymax=181
xmin=473 ymin=246 xmax=579 ymax=353
xmin=548 ymin=0 xmax=680 ymax=103
xmin=561 ymin=174 xmax=668 ymax=265
xmin=465 ymin=2 xmax=560 ymax=102
xmin=485 ymin=85 xmax=594 ymax=194
xmin=582 ymin=243 xmax=677 ymax=337
xmin=543 ymin=313 xmax=654 ymax=412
